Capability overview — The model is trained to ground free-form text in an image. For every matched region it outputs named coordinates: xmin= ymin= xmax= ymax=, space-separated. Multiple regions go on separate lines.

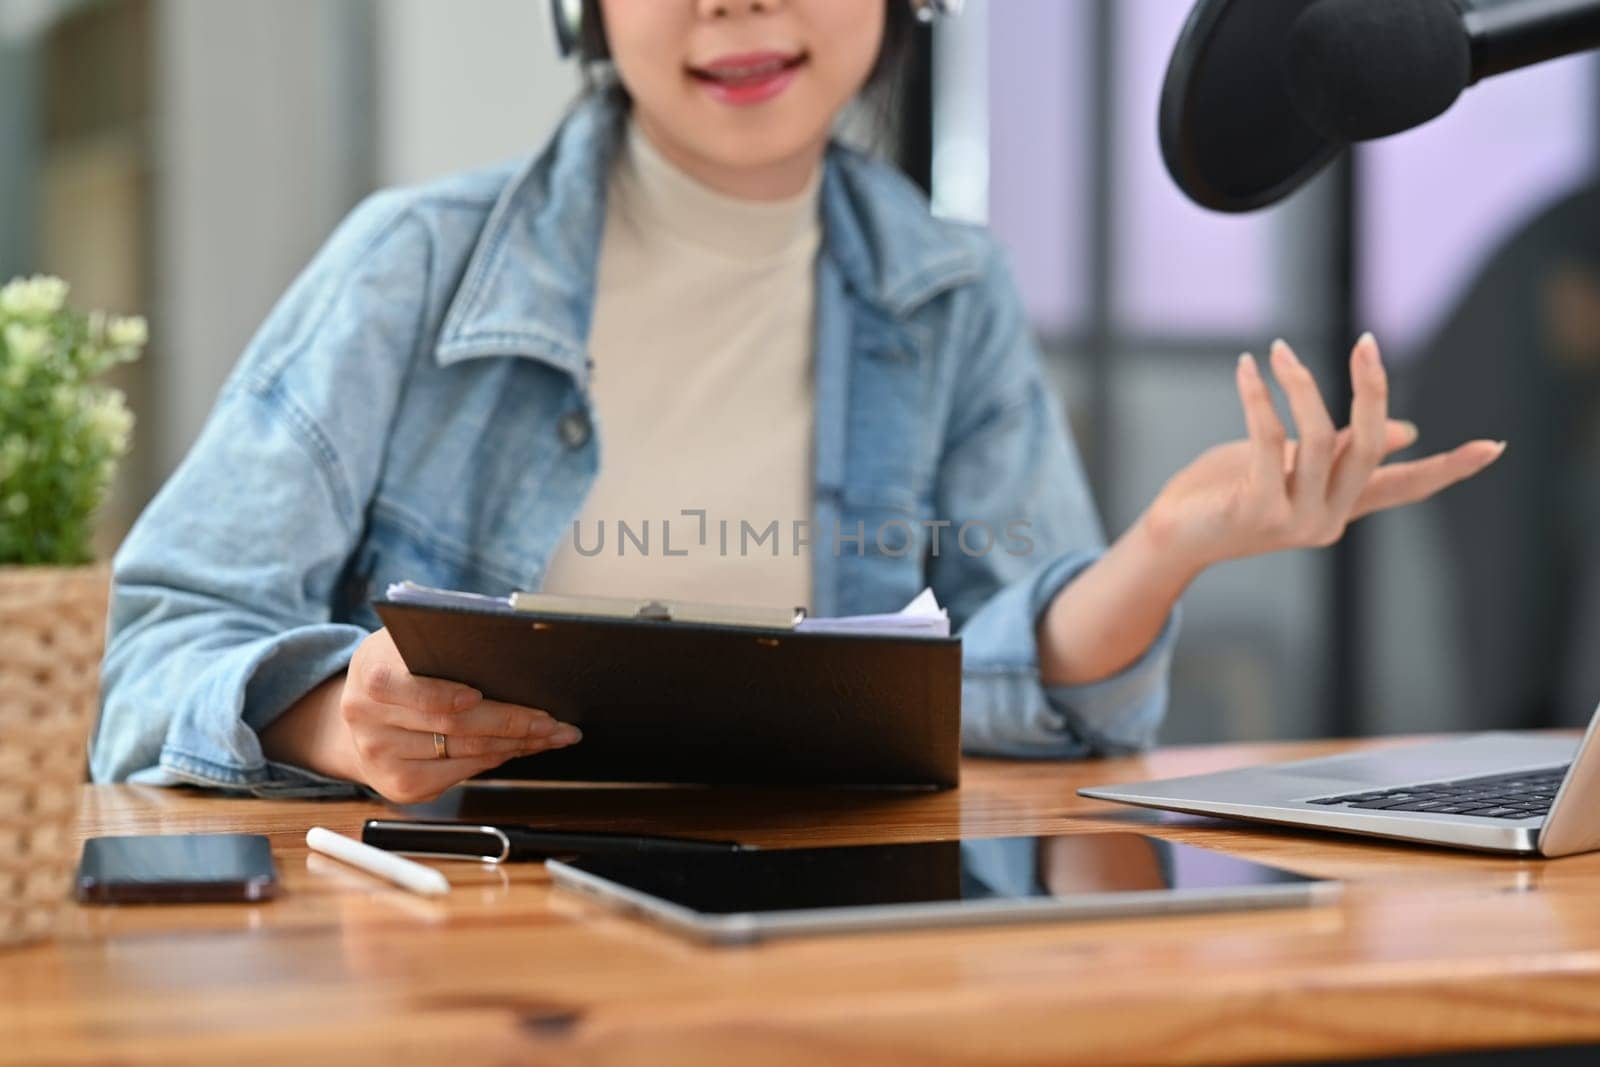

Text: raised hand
xmin=1141 ymin=333 xmax=1504 ymax=572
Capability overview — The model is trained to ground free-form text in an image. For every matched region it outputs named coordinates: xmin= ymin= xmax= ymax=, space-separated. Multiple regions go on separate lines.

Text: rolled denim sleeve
xmin=95 ymin=388 xmax=371 ymax=797
xmin=958 ymin=551 xmax=1181 ymax=757
xmin=931 ymin=240 xmax=1180 ymax=757
xmin=93 ymin=193 xmax=428 ymax=796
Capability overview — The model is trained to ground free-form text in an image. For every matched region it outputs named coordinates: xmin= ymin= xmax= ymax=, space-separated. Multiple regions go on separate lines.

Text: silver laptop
xmin=1079 ymin=709 xmax=1600 ymax=857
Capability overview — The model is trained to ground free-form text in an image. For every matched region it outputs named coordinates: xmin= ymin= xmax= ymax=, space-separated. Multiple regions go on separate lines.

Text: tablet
xmin=547 ymin=832 xmax=1339 ymax=943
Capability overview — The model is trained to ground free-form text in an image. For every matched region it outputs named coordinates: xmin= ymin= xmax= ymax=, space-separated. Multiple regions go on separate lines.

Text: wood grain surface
xmin=5 ymin=737 xmax=1600 ymax=1065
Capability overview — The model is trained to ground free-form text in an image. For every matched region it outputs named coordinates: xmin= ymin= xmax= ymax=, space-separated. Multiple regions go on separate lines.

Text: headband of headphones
xmin=552 ymin=0 xmax=965 ymax=60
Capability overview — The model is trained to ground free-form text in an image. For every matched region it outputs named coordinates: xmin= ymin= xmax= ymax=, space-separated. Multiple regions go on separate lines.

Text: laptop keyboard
xmin=1304 ymin=765 xmax=1569 ymax=820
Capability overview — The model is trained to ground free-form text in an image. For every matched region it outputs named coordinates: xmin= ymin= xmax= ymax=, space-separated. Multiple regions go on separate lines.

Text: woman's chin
xmin=680 ymin=120 xmax=829 ymax=178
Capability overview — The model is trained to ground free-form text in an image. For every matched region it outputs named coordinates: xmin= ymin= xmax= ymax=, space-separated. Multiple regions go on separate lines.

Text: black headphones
xmin=552 ymin=0 xmax=965 ymax=60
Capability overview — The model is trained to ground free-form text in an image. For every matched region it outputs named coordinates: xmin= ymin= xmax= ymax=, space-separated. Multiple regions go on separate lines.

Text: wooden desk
xmin=6 ymin=738 xmax=1600 ymax=1065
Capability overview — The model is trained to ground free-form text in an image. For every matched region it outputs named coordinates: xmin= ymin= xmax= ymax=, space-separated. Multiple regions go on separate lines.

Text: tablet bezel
xmin=547 ymin=836 xmax=1340 ymax=944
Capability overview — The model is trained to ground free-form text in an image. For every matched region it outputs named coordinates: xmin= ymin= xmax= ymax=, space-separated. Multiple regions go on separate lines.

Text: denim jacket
xmin=93 ymin=90 xmax=1178 ymax=795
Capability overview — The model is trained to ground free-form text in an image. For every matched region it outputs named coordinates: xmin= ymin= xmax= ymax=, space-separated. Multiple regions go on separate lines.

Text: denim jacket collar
xmin=434 ymin=88 xmax=984 ymax=382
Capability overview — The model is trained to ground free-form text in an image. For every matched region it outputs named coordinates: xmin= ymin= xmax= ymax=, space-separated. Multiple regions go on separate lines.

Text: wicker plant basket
xmin=0 ymin=564 xmax=110 ymax=948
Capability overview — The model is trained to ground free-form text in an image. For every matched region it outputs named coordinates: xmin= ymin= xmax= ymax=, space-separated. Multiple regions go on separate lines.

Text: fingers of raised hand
xmin=1349 ymin=440 xmax=1506 ymax=521
xmin=1224 ymin=337 xmax=1492 ymax=556
xmin=1269 ymin=339 xmax=1338 ymax=501
xmin=1236 ymin=353 xmax=1291 ymax=499
xmin=1299 ymin=418 xmax=1418 ymax=474
xmin=1325 ymin=333 xmax=1390 ymax=516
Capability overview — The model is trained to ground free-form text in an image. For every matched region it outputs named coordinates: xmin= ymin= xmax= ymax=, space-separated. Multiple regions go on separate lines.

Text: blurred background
xmin=2 ymin=0 xmax=1596 ymax=745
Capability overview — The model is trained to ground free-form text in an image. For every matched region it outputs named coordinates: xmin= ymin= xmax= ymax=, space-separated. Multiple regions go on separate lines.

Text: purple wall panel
xmin=1112 ymin=0 xmax=1275 ymax=336
xmin=986 ymin=0 xmax=1090 ymax=336
xmin=1360 ymin=57 xmax=1595 ymax=357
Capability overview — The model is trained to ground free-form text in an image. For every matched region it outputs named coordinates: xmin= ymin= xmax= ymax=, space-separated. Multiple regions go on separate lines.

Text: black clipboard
xmin=373 ymin=599 xmax=962 ymax=789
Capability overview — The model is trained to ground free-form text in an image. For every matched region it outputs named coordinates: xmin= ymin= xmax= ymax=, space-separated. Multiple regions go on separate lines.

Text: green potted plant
xmin=0 ymin=274 xmax=143 ymax=947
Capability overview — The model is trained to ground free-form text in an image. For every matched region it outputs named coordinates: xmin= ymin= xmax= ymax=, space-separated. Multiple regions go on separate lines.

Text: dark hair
xmin=575 ymin=0 xmax=920 ymax=136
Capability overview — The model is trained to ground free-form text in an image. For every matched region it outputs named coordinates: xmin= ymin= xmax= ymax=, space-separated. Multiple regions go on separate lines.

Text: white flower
xmin=106 ymin=315 xmax=148 ymax=350
xmin=0 ymin=275 xmax=69 ymax=319
xmin=3 ymin=322 xmax=51 ymax=366
xmin=86 ymin=391 xmax=134 ymax=455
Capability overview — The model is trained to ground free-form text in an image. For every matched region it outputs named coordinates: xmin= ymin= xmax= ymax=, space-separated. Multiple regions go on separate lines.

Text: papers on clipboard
xmin=794 ymin=587 xmax=949 ymax=637
xmin=382 ymin=582 xmax=950 ymax=638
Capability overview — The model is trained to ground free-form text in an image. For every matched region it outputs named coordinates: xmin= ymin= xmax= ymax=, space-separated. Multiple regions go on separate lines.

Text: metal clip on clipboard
xmin=360 ymin=820 xmax=747 ymax=864
xmin=510 ymin=591 xmax=806 ymax=630
xmin=383 ymin=581 xmax=950 ymax=637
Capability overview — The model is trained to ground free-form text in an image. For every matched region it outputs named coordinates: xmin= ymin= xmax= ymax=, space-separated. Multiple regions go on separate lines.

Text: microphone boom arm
xmin=1463 ymin=0 xmax=1600 ymax=80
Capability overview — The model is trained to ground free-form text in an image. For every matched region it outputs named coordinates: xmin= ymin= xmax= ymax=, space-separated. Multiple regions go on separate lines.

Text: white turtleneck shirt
xmin=538 ymin=121 xmax=821 ymax=610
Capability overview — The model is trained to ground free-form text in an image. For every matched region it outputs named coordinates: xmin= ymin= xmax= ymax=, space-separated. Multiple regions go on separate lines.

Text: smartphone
xmin=75 ymin=833 xmax=279 ymax=904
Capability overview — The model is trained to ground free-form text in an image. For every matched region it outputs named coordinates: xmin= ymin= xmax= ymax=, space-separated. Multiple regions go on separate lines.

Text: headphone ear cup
xmin=551 ymin=0 xmax=583 ymax=58
xmin=553 ymin=1 xmax=952 ymax=60
xmin=911 ymin=0 xmax=964 ymax=20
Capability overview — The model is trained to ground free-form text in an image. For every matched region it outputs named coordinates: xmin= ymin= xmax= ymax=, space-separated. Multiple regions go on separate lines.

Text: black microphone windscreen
xmin=1286 ymin=0 xmax=1472 ymax=142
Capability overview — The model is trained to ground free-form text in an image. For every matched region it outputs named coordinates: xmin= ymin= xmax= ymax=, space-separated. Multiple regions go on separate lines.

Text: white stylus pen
xmin=306 ymin=826 xmax=451 ymax=897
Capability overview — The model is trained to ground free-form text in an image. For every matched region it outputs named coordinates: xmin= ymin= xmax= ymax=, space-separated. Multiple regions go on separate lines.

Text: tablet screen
xmin=559 ymin=833 xmax=1319 ymax=915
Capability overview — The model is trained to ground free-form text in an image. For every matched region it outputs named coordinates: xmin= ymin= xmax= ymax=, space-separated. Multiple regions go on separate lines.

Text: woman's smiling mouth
xmin=688 ymin=51 xmax=809 ymax=107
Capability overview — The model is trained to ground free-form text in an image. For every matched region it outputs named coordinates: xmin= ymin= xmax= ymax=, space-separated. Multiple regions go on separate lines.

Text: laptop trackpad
xmin=1280 ymin=736 xmax=1575 ymax=788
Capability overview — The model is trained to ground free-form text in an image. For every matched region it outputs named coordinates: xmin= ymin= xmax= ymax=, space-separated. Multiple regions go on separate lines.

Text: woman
xmin=93 ymin=0 xmax=1502 ymax=802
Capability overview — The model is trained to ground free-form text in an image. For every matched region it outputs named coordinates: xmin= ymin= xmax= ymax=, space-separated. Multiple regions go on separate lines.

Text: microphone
xmin=1286 ymin=0 xmax=1600 ymax=143
xmin=1159 ymin=0 xmax=1337 ymax=214
xmin=1160 ymin=0 xmax=1600 ymax=213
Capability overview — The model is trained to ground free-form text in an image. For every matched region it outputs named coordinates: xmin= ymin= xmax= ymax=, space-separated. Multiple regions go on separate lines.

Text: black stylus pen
xmin=360 ymin=818 xmax=748 ymax=863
